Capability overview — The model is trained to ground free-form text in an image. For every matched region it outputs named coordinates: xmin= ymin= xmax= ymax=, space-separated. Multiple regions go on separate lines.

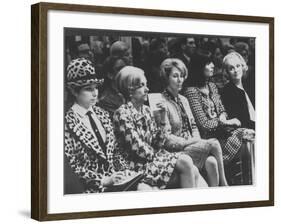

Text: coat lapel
xmin=92 ymin=106 xmax=114 ymax=163
xmin=65 ymin=108 xmax=107 ymax=160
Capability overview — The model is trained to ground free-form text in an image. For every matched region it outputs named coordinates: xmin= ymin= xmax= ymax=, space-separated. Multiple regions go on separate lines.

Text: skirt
xmin=183 ymin=139 xmax=212 ymax=170
xmin=219 ymin=128 xmax=245 ymax=164
xmin=143 ymin=149 xmax=180 ymax=189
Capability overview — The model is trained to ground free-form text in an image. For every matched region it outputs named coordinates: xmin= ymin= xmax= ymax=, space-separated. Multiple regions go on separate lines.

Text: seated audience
xmin=159 ymin=58 xmax=228 ymax=186
xmin=113 ymin=66 xmax=203 ymax=189
xmin=183 ymin=53 xmax=255 ymax=185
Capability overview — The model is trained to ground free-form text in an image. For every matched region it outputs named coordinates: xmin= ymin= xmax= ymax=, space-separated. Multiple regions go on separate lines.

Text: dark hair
xmin=102 ymin=56 xmax=130 ymax=76
xmin=170 ymin=37 xmax=186 ymax=53
xmin=186 ymin=50 xmax=213 ymax=87
xmin=99 ymin=56 xmax=130 ymax=93
xmin=149 ymin=38 xmax=166 ymax=52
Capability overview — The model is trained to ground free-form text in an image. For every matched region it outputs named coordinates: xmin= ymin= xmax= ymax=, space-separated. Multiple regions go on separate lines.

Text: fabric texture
xmin=160 ymin=90 xmax=210 ymax=169
xmin=113 ymin=101 xmax=180 ymax=189
xmin=64 ymin=105 xmax=128 ymax=193
xmin=66 ymin=58 xmax=104 ymax=89
xmin=184 ymin=82 xmax=245 ymax=164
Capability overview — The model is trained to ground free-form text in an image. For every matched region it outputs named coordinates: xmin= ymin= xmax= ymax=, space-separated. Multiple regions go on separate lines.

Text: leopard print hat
xmin=66 ymin=58 xmax=104 ymax=89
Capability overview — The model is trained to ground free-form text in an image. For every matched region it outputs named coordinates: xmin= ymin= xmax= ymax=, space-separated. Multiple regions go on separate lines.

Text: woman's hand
xmin=156 ymin=101 xmax=167 ymax=122
xmin=229 ymin=118 xmax=241 ymax=127
xmin=224 ymin=118 xmax=241 ymax=127
xmin=102 ymin=172 xmax=127 ymax=187
xmin=243 ymin=129 xmax=255 ymax=142
xmin=219 ymin=113 xmax=227 ymax=123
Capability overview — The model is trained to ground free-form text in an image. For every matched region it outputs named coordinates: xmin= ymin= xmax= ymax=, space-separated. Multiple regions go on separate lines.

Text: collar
xmin=72 ymin=103 xmax=94 ymax=118
xmin=127 ymin=101 xmax=146 ymax=122
xmin=163 ymin=89 xmax=179 ymax=103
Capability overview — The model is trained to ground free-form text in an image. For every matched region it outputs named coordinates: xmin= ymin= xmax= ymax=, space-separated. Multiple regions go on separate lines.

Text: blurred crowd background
xmin=64 ymin=30 xmax=255 ymax=111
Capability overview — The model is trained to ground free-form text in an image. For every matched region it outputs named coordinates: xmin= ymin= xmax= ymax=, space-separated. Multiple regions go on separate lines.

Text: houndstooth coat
xmin=113 ymin=102 xmax=180 ymax=189
xmin=184 ymin=82 xmax=246 ymax=164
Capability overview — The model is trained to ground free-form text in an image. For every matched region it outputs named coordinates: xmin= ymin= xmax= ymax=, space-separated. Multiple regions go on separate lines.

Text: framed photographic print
xmin=31 ymin=2 xmax=274 ymax=221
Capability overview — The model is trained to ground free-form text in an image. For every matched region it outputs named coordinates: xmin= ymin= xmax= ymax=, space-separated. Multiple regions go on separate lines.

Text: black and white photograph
xmin=63 ymin=28 xmax=256 ymax=194
xmin=30 ymin=2 xmax=274 ymax=221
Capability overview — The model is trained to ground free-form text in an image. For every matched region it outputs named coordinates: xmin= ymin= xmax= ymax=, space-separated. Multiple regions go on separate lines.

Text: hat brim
xmin=67 ymin=78 xmax=104 ymax=89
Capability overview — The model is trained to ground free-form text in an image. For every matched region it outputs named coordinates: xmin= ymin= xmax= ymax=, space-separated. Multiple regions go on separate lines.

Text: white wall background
xmin=0 ymin=0 xmax=279 ymax=223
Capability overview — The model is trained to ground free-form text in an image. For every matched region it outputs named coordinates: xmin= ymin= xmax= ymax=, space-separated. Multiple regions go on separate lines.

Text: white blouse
xmin=72 ymin=103 xmax=106 ymax=142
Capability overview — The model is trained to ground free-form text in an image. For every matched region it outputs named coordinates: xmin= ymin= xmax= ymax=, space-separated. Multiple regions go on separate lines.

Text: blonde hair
xmin=222 ymin=51 xmax=248 ymax=76
xmin=115 ymin=66 xmax=146 ymax=100
xmin=160 ymin=58 xmax=188 ymax=87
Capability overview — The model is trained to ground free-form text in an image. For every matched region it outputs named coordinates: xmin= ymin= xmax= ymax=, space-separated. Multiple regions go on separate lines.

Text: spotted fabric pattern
xmin=66 ymin=58 xmax=104 ymax=88
xmin=65 ymin=105 xmax=128 ymax=193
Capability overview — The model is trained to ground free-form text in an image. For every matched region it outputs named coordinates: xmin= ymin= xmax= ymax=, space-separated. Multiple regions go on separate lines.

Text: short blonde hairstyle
xmin=115 ymin=66 xmax=146 ymax=100
xmin=222 ymin=51 xmax=248 ymax=76
xmin=160 ymin=58 xmax=188 ymax=87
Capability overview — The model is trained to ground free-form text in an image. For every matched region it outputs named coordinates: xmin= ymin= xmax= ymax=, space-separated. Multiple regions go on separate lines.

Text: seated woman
xmin=113 ymin=66 xmax=201 ymax=190
xmin=183 ymin=52 xmax=254 ymax=185
xmin=159 ymin=58 xmax=228 ymax=187
xmin=98 ymin=56 xmax=130 ymax=119
xmin=221 ymin=52 xmax=255 ymax=129
xmin=64 ymin=58 xmax=133 ymax=193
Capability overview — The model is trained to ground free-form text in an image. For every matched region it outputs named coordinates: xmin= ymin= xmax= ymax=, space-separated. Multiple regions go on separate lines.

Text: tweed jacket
xmin=113 ymin=102 xmax=167 ymax=171
xmin=161 ymin=91 xmax=201 ymax=152
xmin=64 ymin=105 xmax=127 ymax=193
xmin=113 ymin=102 xmax=181 ymax=189
xmin=184 ymin=82 xmax=245 ymax=163
xmin=184 ymin=82 xmax=227 ymax=138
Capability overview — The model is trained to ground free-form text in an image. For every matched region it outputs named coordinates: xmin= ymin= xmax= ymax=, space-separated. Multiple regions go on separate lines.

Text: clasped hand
xmin=102 ymin=172 xmax=127 ymax=187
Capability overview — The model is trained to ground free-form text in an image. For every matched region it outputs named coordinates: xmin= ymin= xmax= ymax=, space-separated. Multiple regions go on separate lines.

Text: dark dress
xmin=221 ymin=82 xmax=255 ymax=129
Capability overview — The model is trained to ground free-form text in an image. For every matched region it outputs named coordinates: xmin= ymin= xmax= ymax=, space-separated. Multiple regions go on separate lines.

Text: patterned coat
xmin=64 ymin=105 xmax=127 ymax=193
xmin=113 ymin=101 xmax=179 ymax=189
xmin=184 ymin=82 xmax=245 ymax=164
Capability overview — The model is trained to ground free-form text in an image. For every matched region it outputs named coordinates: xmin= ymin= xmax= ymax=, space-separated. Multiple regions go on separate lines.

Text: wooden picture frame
xmin=31 ymin=2 xmax=274 ymax=221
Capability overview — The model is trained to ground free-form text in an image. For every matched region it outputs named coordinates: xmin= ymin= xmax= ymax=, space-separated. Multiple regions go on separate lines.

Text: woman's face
xmin=167 ymin=66 xmax=185 ymax=94
xmin=204 ymin=62 xmax=215 ymax=78
xmin=225 ymin=57 xmax=243 ymax=81
xmin=131 ymin=75 xmax=149 ymax=104
xmin=75 ymin=84 xmax=98 ymax=109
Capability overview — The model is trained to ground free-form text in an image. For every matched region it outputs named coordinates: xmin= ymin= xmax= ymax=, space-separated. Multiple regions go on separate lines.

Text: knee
xmin=205 ymin=156 xmax=218 ymax=169
xmin=208 ymin=139 xmax=222 ymax=151
xmin=176 ymin=154 xmax=194 ymax=171
xmin=193 ymin=165 xmax=200 ymax=177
